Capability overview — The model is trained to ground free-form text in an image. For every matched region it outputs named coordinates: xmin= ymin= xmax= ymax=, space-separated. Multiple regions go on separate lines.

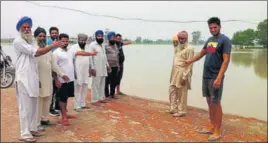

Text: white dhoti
xmin=91 ymin=76 xmax=106 ymax=103
xmin=74 ymin=81 xmax=88 ymax=109
xmin=16 ymin=81 xmax=38 ymax=139
xmin=37 ymin=95 xmax=52 ymax=125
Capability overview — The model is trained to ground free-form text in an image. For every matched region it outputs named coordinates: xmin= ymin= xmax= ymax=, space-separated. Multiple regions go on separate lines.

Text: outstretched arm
xmin=76 ymin=50 xmax=97 ymax=56
xmin=123 ymin=41 xmax=132 ymax=46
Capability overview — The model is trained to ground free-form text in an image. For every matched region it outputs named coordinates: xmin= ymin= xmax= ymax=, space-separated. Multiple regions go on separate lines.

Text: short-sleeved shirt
xmin=202 ymin=34 xmax=232 ymax=79
xmin=53 ymin=47 xmax=77 ymax=83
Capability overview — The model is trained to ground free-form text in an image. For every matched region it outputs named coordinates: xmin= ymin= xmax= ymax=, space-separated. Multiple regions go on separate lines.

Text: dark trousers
xmin=105 ymin=67 xmax=118 ymax=97
xmin=116 ymin=64 xmax=124 ymax=86
xmin=50 ymin=80 xmax=60 ymax=111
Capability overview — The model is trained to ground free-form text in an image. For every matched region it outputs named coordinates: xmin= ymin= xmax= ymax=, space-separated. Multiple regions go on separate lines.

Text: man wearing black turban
xmin=33 ymin=27 xmax=69 ymax=130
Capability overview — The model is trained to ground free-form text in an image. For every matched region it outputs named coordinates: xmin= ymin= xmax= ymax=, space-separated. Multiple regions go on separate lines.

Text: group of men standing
xmin=13 ymin=15 xmax=231 ymax=142
xmin=13 ymin=16 xmax=130 ymax=142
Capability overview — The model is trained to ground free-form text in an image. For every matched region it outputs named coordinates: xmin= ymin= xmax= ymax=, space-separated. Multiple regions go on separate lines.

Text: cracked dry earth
xmin=1 ymin=88 xmax=267 ymax=142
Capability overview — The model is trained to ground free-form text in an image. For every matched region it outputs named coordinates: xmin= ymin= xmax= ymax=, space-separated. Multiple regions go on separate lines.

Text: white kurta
xmin=36 ymin=45 xmax=65 ymax=97
xmin=88 ymin=41 xmax=109 ymax=77
xmin=70 ymin=44 xmax=90 ymax=109
xmin=88 ymin=41 xmax=109 ymax=103
xmin=13 ymin=36 xmax=39 ymax=139
xmin=14 ymin=36 xmax=39 ymax=97
xmin=35 ymin=44 xmax=65 ymax=123
xmin=71 ymin=44 xmax=90 ymax=85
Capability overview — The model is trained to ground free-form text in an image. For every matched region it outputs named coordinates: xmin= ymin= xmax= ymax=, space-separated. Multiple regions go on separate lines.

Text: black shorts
xmin=202 ymin=78 xmax=224 ymax=103
xmin=58 ymin=81 xmax=74 ymax=103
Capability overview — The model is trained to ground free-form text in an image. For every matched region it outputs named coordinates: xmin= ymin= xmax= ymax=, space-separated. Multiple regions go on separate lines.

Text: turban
xmin=77 ymin=33 xmax=88 ymax=40
xmin=16 ymin=16 xmax=32 ymax=32
xmin=34 ymin=27 xmax=46 ymax=38
xmin=107 ymin=31 xmax=116 ymax=40
xmin=172 ymin=34 xmax=178 ymax=41
xmin=95 ymin=30 xmax=104 ymax=36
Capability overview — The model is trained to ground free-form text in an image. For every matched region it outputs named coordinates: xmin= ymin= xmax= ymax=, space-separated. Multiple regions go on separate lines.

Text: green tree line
xmin=232 ymin=19 xmax=267 ymax=48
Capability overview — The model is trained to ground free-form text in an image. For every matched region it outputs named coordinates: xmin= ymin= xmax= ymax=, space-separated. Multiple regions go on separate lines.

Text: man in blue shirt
xmin=47 ymin=26 xmax=61 ymax=117
xmin=185 ymin=17 xmax=232 ymax=141
xmin=46 ymin=27 xmax=59 ymax=52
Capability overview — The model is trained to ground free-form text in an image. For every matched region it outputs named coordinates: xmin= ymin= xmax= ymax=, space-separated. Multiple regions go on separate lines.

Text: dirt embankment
xmin=1 ymin=88 xmax=267 ymax=142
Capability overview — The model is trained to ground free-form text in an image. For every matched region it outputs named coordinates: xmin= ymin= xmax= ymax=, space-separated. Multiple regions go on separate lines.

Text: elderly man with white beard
xmin=13 ymin=16 xmax=64 ymax=142
xmin=168 ymin=31 xmax=194 ymax=117
xmin=33 ymin=27 xmax=70 ymax=129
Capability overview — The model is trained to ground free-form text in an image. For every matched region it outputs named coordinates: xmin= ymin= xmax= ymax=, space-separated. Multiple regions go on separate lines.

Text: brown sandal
xmin=18 ymin=137 xmax=36 ymax=142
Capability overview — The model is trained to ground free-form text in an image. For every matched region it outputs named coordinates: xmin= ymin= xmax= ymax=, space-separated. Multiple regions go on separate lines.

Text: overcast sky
xmin=1 ymin=1 xmax=267 ymax=41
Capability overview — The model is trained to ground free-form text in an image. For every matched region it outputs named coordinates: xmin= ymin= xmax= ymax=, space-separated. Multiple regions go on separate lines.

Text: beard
xmin=212 ymin=32 xmax=220 ymax=37
xmin=178 ymin=43 xmax=187 ymax=49
xmin=78 ymin=42 xmax=86 ymax=50
xmin=20 ymin=31 xmax=34 ymax=44
xmin=62 ymin=45 xmax=68 ymax=50
xmin=37 ymin=38 xmax=46 ymax=48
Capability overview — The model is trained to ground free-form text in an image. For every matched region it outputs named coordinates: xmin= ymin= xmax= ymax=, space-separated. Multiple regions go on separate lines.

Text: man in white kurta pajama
xmin=168 ymin=31 xmax=194 ymax=117
xmin=13 ymin=16 xmax=64 ymax=142
xmin=89 ymin=30 xmax=110 ymax=104
xmin=71 ymin=34 xmax=91 ymax=111
xmin=33 ymin=27 xmax=69 ymax=127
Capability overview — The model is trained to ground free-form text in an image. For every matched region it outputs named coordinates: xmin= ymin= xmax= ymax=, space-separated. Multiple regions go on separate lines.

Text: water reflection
xmin=253 ymin=50 xmax=267 ymax=79
xmin=231 ymin=50 xmax=267 ymax=79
